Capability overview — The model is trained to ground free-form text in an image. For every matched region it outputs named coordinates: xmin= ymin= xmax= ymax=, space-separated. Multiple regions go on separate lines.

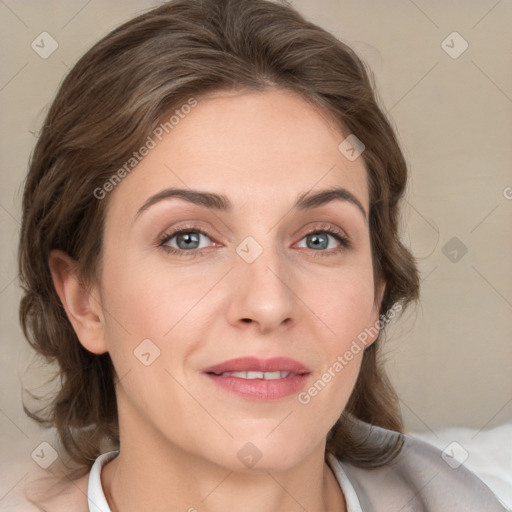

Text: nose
xmin=225 ymin=240 xmax=296 ymax=335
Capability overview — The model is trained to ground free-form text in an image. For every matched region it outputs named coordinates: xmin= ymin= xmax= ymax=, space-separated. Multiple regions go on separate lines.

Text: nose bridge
xmin=227 ymin=232 xmax=296 ymax=331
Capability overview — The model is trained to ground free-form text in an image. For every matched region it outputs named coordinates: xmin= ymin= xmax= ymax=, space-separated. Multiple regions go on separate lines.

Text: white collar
xmin=87 ymin=450 xmax=118 ymax=512
xmin=87 ymin=450 xmax=362 ymax=512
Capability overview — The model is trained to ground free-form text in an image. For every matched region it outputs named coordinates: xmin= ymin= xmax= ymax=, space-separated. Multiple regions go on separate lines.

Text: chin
xmin=214 ymin=430 xmax=322 ymax=473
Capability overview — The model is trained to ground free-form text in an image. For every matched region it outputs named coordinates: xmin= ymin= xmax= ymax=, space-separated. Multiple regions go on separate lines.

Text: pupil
xmin=309 ymin=233 xmax=327 ymax=250
xmin=180 ymin=232 xmax=199 ymax=249
xmin=176 ymin=232 xmax=329 ymax=251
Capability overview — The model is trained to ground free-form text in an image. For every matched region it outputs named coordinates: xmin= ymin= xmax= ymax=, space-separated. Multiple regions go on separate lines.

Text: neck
xmin=101 ymin=402 xmax=346 ymax=512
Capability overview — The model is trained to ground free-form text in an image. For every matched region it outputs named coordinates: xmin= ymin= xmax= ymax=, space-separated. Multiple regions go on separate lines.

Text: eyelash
xmin=157 ymin=223 xmax=351 ymax=259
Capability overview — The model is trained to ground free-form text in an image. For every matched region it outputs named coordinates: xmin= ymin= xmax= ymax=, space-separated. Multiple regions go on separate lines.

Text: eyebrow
xmin=135 ymin=186 xmax=367 ymax=221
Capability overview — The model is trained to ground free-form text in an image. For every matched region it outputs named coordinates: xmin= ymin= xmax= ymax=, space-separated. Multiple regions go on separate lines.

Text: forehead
xmin=106 ymin=88 xmax=369 ymax=219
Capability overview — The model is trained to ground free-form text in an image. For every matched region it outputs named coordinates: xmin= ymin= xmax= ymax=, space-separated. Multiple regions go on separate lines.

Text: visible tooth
xmin=218 ymin=371 xmax=295 ymax=379
xmin=228 ymin=371 xmax=248 ymax=378
xmin=246 ymin=371 xmax=264 ymax=379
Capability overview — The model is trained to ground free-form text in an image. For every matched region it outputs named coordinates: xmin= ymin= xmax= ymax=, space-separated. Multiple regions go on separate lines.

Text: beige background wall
xmin=1 ymin=0 xmax=511 ymax=495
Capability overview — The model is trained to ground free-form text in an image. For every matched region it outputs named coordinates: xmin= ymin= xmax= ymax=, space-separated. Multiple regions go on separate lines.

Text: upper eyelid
xmin=159 ymin=222 xmax=348 ymax=247
xmin=160 ymin=221 xmax=230 ymax=242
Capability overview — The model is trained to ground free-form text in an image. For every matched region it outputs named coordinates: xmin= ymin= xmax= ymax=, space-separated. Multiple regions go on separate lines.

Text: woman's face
xmin=95 ymin=88 xmax=383 ymax=471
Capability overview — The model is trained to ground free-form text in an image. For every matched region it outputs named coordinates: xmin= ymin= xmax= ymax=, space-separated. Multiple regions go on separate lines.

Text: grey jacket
xmin=327 ymin=421 xmax=509 ymax=511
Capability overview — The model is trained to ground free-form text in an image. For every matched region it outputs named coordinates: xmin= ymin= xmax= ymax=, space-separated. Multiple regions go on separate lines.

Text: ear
xmin=48 ymin=249 xmax=108 ymax=355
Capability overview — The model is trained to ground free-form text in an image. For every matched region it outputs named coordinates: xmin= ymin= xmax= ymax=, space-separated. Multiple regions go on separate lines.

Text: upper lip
xmin=202 ymin=356 xmax=311 ymax=375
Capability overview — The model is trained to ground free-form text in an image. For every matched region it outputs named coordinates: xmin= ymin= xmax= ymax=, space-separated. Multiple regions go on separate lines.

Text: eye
xmin=296 ymin=224 xmax=350 ymax=257
xmin=157 ymin=223 xmax=351 ymax=258
xmin=158 ymin=225 xmax=216 ymax=258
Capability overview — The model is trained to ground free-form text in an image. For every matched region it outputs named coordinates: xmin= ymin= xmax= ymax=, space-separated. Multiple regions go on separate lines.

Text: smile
xmin=202 ymin=357 xmax=311 ymax=401
xmin=212 ymin=371 xmax=297 ymax=379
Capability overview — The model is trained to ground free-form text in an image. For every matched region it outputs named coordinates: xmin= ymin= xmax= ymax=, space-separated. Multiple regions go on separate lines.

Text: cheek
xmin=298 ymin=264 xmax=376 ymax=411
xmin=296 ymin=273 xmax=373 ymax=423
xmin=100 ymin=252 xmax=204 ymax=336
xmin=308 ymin=266 xmax=376 ymax=345
xmin=98 ymin=251 xmax=223 ymax=379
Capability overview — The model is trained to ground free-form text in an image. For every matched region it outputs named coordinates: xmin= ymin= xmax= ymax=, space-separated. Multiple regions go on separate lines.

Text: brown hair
xmin=18 ymin=0 xmax=419 ymax=473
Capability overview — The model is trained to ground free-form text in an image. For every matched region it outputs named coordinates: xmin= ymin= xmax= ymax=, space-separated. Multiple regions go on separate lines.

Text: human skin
xmin=49 ymin=88 xmax=385 ymax=512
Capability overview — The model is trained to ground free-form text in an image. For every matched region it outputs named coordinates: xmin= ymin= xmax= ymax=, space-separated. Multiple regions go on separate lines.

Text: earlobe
xmin=48 ymin=250 xmax=108 ymax=355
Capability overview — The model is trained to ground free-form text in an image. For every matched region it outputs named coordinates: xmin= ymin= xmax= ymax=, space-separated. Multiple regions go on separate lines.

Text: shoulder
xmin=4 ymin=469 xmax=90 ymax=511
xmin=332 ymin=423 xmax=509 ymax=512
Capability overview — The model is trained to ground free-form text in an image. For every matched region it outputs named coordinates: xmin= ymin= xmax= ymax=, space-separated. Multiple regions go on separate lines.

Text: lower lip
xmin=205 ymin=373 xmax=310 ymax=401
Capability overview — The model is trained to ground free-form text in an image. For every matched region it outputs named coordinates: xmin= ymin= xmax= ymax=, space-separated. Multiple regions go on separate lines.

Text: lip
xmin=202 ymin=356 xmax=311 ymax=401
xmin=202 ymin=356 xmax=311 ymax=375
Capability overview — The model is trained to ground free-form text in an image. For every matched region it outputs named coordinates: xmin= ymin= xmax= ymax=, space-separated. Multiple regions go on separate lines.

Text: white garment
xmin=87 ymin=450 xmax=117 ymax=512
xmin=86 ymin=422 xmax=509 ymax=512
xmin=87 ymin=450 xmax=363 ymax=512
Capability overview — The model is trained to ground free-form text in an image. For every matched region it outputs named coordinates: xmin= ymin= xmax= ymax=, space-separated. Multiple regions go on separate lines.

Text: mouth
xmin=202 ymin=356 xmax=311 ymax=401
xmin=209 ymin=370 xmax=300 ymax=379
